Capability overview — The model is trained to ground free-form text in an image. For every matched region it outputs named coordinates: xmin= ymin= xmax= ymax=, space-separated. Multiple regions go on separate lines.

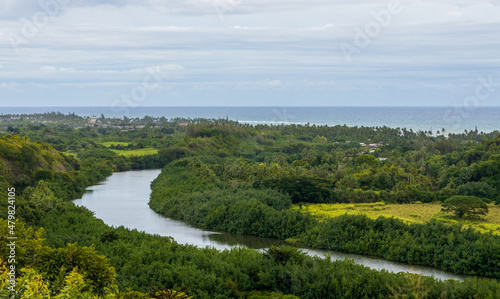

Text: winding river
xmin=73 ymin=169 xmax=466 ymax=281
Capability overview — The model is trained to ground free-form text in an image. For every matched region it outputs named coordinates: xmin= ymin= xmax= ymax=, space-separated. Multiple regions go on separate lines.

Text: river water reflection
xmin=73 ymin=169 xmax=466 ymax=281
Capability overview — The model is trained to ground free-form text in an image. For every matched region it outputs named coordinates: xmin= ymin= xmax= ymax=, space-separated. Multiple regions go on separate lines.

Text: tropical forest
xmin=1 ymin=112 xmax=500 ymax=298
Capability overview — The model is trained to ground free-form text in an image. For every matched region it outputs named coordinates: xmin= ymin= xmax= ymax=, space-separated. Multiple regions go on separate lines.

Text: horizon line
xmin=2 ymin=105 xmax=500 ymax=108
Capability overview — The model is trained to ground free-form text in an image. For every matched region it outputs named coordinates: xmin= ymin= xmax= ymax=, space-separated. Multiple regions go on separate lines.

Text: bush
xmin=35 ymin=243 xmax=116 ymax=294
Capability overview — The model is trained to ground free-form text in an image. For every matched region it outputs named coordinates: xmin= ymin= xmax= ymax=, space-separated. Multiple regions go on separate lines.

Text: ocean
xmin=1 ymin=106 xmax=499 ymax=135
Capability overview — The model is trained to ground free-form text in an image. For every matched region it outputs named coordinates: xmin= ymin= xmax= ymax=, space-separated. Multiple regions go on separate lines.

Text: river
xmin=73 ymin=169 xmax=466 ymax=281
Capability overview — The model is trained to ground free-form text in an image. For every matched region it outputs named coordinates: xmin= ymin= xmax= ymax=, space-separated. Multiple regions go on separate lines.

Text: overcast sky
xmin=0 ymin=0 xmax=499 ymax=107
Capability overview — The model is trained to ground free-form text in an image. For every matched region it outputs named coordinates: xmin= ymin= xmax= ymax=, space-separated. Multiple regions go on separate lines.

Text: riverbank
xmin=150 ymin=158 xmax=500 ymax=280
xmin=75 ymin=169 xmax=467 ymax=281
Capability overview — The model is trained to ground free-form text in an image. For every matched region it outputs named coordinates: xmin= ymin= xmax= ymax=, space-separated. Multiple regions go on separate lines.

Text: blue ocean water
xmin=1 ymin=106 xmax=499 ymax=134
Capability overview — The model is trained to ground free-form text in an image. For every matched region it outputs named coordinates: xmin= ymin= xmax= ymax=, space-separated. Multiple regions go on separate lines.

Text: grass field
xmin=100 ymin=141 xmax=133 ymax=147
xmin=100 ymin=142 xmax=158 ymax=156
xmin=292 ymin=202 xmax=500 ymax=235
xmin=109 ymin=148 xmax=158 ymax=157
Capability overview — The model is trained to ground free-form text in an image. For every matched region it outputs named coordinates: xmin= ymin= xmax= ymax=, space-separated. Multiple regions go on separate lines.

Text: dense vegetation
xmin=150 ymin=157 xmax=500 ymax=278
xmin=1 ymin=113 xmax=500 ymax=298
xmin=5 ymin=211 xmax=500 ymax=299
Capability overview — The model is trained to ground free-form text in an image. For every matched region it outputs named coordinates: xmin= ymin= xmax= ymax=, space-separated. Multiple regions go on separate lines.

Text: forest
xmin=1 ymin=113 xmax=500 ymax=298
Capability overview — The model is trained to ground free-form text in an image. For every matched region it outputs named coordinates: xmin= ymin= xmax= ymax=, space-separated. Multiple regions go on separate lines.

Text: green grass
xmin=62 ymin=151 xmax=77 ymax=157
xmin=109 ymin=148 xmax=158 ymax=157
xmin=100 ymin=142 xmax=133 ymax=147
xmin=100 ymin=142 xmax=158 ymax=157
xmin=293 ymin=202 xmax=500 ymax=235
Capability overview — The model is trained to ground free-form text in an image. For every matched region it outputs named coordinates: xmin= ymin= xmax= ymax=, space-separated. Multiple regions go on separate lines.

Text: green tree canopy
xmin=441 ymin=195 xmax=489 ymax=219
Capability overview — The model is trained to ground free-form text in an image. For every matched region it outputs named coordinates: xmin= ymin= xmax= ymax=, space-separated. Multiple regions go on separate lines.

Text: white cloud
xmin=135 ymin=26 xmax=193 ymax=32
xmin=0 ymin=81 xmax=19 ymax=89
xmin=446 ymin=10 xmax=462 ymax=17
xmin=307 ymin=23 xmax=334 ymax=31
xmin=40 ymin=66 xmax=76 ymax=72
xmin=37 ymin=64 xmax=184 ymax=74
xmin=0 ymin=0 xmax=499 ymax=106
xmin=266 ymin=79 xmax=283 ymax=88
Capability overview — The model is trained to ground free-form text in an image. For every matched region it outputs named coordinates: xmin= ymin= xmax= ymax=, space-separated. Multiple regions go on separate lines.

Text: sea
xmin=1 ymin=106 xmax=500 ymax=135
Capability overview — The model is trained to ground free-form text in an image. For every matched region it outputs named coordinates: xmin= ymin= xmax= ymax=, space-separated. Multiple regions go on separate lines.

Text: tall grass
xmin=293 ymin=202 xmax=500 ymax=234
xmin=109 ymin=148 xmax=158 ymax=157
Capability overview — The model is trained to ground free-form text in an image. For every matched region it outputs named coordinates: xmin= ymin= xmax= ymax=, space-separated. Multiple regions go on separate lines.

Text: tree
xmin=441 ymin=195 xmax=489 ymax=219
xmin=0 ymin=219 xmax=45 ymax=269
xmin=264 ymin=246 xmax=305 ymax=265
xmin=355 ymin=154 xmax=379 ymax=168
xmin=457 ymin=181 xmax=496 ymax=200
xmin=35 ymin=243 xmax=116 ymax=294
xmin=25 ymin=180 xmax=62 ymax=211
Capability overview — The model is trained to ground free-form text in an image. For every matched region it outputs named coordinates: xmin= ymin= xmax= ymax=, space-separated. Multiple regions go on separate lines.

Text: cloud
xmin=265 ymin=79 xmax=283 ymax=88
xmin=0 ymin=0 xmax=499 ymax=106
xmin=37 ymin=64 xmax=184 ymax=74
xmin=0 ymin=81 xmax=19 ymax=89
xmin=40 ymin=66 xmax=76 ymax=72
xmin=307 ymin=23 xmax=334 ymax=31
xmin=135 ymin=26 xmax=193 ymax=32
xmin=0 ymin=1 xmax=42 ymax=19
xmin=446 ymin=10 xmax=462 ymax=17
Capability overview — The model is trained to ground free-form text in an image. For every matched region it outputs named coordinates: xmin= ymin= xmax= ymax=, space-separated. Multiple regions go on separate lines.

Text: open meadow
xmin=100 ymin=141 xmax=133 ymax=147
xmin=292 ymin=202 xmax=500 ymax=234
xmin=100 ymin=142 xmax=159 ymax=156
xmin=108 ymin=148 xmax=159 ymax=157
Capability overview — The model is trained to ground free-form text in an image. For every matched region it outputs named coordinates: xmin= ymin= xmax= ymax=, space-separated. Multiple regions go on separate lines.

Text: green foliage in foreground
xmin=441 ymin=195 xmax=489 ymax=219
xmin=3 ymin=177 xmax=499 ymax=298
xmin=244 ymin=291 xmax=300 ymax=299
xmin=0 ymin=219 xmax=117 ymax=297
xmin=15 ymin=204 xmax=500 ymax=299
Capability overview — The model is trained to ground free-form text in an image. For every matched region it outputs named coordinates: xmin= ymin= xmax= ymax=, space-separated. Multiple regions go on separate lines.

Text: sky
xmin=0 ymin=0 xmax=499 ymax=107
